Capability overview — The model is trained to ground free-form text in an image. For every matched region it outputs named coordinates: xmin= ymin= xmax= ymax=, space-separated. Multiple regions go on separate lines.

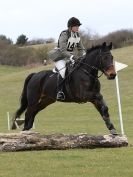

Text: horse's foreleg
xmin=92 ymin=93 xmax=117 ymax=135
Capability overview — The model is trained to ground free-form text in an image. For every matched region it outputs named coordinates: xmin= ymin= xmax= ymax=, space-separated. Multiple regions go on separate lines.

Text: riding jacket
xmin=48 ymin=30 xmax=85 ymax=61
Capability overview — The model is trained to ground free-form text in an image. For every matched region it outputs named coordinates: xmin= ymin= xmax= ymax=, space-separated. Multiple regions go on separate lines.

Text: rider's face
xmin=71 ymin=26 xmax=79 ymax=32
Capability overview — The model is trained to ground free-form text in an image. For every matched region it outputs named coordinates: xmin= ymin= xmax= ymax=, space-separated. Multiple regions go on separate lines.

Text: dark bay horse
xmin=12 ymin=42 xmax=117 ymax=134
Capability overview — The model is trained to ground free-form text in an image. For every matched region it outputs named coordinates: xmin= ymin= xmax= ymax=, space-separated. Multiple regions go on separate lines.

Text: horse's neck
xmin=86 ymin=50 xmax=99 ymax=67
xmin=82 ymin=51 xmax=99 ymax=76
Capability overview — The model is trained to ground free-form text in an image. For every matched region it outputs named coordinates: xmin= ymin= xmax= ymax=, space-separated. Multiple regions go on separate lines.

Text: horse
xmin=12 ymin=42 xmax=117 ymax=135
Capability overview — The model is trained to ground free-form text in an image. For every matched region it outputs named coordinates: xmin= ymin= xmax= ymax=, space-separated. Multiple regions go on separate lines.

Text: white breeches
xmin=54 ymin=60 xmax=67 ymax=78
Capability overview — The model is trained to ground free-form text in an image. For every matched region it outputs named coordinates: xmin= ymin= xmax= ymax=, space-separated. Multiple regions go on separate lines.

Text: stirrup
xmin=57 ymin=91 xmax=65 ymax=100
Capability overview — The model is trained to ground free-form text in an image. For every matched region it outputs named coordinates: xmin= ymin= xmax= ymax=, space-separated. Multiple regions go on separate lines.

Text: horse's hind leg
xmin=23 ymin=106 xmax=36 ymax=130
xmin=23 ymin=97 xmax=55 ymax=131
xmin=92 ymin=93 xmax=117 ymax=135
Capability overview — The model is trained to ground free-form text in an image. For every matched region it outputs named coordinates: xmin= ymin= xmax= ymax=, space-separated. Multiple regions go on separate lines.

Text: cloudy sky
xmin=0 ymin=0 xmax=132 ymax=42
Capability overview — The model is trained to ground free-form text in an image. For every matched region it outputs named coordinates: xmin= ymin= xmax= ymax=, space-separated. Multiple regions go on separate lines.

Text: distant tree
xmin=45 ymin=38 xmax=55 ymax=43
xmin=94 ymin=29 xmax=133 ymax=48
xmin=80 ymin=29 xmax=100 ymax=49
xmin=16 ymin=34 xmax=28 ymax=45
xmin=27 ymin=38 xmax=46 ymax=45
xmin=0 ymin=34 xmax=13 ymax=44
xmin=80 ymin=29 xmax=133 ymax=49
xmin=26 ymin=37 xmax=55 ymax=45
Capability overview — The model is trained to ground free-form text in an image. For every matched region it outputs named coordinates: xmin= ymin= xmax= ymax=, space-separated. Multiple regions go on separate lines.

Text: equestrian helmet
xmin=67 ymin=17 xmax=82 ymax=27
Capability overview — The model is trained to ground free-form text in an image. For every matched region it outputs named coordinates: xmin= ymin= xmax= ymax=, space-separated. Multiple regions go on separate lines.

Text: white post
xmin=7 ymin=112 xmax=10 ymax=131
xmin=115 ymin=72 xmax=124 ymax=135
xmin=33 ymin=123 xmax=35 ymax=129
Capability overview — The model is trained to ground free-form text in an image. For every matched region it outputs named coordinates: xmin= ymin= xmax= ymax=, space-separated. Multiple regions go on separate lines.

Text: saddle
xmin=52 ymin=60 xmax=76 ymax=78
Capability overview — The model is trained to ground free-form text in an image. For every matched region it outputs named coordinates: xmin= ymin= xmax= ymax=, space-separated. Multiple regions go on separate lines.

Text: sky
xmin=0 ymin=0 xmax=132 ymax=43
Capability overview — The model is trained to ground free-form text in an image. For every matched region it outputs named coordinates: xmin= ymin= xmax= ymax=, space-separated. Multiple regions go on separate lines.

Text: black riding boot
xmin=57 ymin=75 xmax=65 ymax=101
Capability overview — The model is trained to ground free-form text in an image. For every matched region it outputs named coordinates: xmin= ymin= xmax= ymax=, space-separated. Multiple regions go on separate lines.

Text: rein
xmin=77 ymin=59 xmax=104 ymax=79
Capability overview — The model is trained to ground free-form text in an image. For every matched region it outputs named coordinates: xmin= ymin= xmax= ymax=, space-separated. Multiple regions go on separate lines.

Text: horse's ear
xmin=108 ymin=42 xmax=112 ymax=50
xmin=102 ymin=42 xmax=106 ymax=48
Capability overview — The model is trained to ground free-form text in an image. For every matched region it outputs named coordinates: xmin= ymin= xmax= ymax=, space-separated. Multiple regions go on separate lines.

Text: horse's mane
xmin=86 ymin=45 xmax=102 ymax=54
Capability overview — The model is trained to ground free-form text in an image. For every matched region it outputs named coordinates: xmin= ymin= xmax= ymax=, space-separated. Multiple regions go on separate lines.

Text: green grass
xmin=0 ymin=149 xmax=133 ymax=177
xmin=0 ymin=46 xmax=133 ymax=177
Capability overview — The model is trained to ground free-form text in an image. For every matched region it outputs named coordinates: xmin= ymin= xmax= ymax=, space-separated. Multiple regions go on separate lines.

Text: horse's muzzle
xmin=105 ymin=65 xmax=116 ymax=80
xmin=107 ymin=73 xmax=116 ymax=80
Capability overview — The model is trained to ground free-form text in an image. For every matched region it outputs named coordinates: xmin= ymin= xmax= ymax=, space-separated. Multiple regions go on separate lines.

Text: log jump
xmin=0 ymin=131 xmax=128 ymax=152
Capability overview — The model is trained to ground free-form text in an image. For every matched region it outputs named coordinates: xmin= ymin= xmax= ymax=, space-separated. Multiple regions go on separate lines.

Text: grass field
xmin=0 ymin=46 xmax=133 ymax=177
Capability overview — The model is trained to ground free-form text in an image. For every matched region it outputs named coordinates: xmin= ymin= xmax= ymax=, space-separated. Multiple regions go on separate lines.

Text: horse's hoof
xmin=22 ymin=128 xmax=28 ymax=131
xmin=110 ymin=129 xmax=118 ymax=135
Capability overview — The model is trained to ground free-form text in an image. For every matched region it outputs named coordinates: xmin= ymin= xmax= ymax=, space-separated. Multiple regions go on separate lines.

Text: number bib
xmin=67 ymin=32 xmax=80 ymax=52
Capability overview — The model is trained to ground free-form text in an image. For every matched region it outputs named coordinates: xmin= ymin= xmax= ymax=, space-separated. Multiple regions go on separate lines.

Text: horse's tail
xmin=16 ymin=73 xmax=35 ymax=118
xmin=12 ymin=73 xmax=35 ymax=129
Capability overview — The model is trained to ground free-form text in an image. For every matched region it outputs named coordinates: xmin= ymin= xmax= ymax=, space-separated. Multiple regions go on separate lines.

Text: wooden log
xmin=0 ymin=131 xmax=128 ymax=152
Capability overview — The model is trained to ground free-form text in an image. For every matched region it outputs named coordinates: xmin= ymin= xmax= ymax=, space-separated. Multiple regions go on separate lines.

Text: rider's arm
xmin=58 ymin=31 xmax=73 ymax=58
xmin=77 ymin=34 xmax=86 ymax=57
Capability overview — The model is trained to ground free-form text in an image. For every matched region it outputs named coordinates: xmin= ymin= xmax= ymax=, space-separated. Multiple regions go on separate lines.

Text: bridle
xmin=79 ymin=49 xmax=113 ymax=78
xmin=98 ymin=50 xmax=114 ymax=72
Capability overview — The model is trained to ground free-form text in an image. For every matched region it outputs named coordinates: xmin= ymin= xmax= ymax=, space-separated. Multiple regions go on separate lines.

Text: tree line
xmin=0 ymin=29 xmax=133 ymax=66
xmin=81 ymin=29 xmax=133 ymax=49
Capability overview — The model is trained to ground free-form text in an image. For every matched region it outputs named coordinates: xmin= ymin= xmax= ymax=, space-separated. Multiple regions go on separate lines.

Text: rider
xmin=48 ymin=17 xmax=85 ymax=100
